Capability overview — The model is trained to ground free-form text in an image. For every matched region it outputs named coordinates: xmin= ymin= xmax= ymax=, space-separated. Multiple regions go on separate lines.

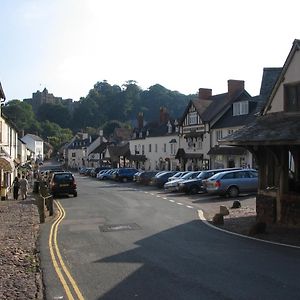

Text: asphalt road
xmin=39 ymin=173 xmax=300 ymax=300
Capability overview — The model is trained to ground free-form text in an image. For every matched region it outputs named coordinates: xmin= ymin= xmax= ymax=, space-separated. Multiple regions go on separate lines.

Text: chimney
xmin=228 ymin=80 xmax=244 ymax=99
xmin=198 ymin=88 xmax=212 ymax=100
xmin=137 ymin=112 xmax=144 ymax=130
xmin=159 ymin=107 xmax=169 ymax=124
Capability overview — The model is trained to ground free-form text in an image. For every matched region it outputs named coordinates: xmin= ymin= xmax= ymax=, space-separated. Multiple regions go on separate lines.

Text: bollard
xmin=37 ymin=195 xmax=45 ymax=223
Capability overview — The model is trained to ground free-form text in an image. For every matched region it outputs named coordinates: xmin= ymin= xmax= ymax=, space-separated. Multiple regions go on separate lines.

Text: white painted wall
xmin=269 ymin=50 xmax=300 ymax=113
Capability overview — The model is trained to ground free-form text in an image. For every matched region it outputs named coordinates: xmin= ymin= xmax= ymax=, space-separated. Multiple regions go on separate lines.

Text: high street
xmin=39 ymin=173 xmax=300 ymax=300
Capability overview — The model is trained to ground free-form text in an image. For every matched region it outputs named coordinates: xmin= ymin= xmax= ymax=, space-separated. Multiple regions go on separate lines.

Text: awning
xmin=207 ymin=146 xmax=247 ymax=156
xmin=128 ymin=154 xmax=147 ymax=162
xmin=175 ymin=148 xmax=203 ymax=160
xmin=0 ymin=156 xmax=14 ymax=172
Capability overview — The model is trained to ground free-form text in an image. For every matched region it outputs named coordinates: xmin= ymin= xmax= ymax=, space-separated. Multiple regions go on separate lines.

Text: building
xmin=176 ymin=80 xmax=252 ymax=170
xmin=129 ymin=108 xmax=180 ymax=170
xmin=221 ymin=39 xmax=300 ymax=225
xmin=208 ymin=69 xmax=282 ymax=169
xmin=21 ymin=134 xmax=44 ymax=162
xmin=23 ymin=87 xmax=77 ymax=114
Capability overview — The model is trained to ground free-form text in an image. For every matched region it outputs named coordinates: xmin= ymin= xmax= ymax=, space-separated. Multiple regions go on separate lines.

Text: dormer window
xmin=285 ymin=83 xmax=300 ymax=112
xmin=233 ymin=101 xmax=249 ymax=116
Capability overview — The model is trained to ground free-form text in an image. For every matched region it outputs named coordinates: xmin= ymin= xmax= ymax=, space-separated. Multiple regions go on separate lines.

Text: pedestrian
xmin=12 ymin=176 xmax=20 ymax=200
xmin=19 ymin=175 xmax=29 ymax=200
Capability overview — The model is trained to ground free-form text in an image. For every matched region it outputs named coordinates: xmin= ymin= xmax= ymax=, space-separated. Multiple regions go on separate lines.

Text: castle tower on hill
xmin=23 ymin=88 xmax=76 ymax=113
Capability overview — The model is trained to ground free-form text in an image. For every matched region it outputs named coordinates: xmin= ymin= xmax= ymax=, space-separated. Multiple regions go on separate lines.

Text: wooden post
xmin=37 ymin=195 xmax=45 ymax=223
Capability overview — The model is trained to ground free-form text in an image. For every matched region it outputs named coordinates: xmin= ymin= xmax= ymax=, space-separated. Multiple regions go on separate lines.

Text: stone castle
xmin=23 ymin=88 xmax=78 ymax=114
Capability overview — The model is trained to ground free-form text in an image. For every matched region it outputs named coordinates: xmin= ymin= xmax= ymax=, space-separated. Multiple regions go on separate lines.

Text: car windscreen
xmin=54 ymin=173 xmax=73 ymax=182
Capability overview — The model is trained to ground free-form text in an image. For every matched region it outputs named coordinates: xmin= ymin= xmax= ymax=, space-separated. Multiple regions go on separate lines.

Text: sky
xmin=0 ymin=0 xmax=299 ymax=101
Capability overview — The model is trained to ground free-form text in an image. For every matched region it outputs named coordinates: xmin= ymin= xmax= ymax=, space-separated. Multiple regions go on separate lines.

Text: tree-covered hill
xmin=2 ymin=81 xmax=195 ymax=150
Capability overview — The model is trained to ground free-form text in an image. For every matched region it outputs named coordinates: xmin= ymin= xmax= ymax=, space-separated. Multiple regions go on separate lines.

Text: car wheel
xmin=189 ymin=185 xmax=199 ymax=195
xmin=73 ymin=191 xmax=78 ymax=197
xmin=227 ymin=186 xmax=239 ymax=198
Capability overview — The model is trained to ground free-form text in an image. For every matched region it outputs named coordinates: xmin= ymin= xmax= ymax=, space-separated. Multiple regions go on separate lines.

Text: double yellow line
xmin=49 ymin=200 xmax=85 ymax=300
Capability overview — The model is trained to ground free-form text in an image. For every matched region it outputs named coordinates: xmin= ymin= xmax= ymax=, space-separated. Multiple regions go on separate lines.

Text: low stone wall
xmin=281 ymin=193 xmax=300 ymax=225
xmin=256 ymin=194 xmax=276 ymax=224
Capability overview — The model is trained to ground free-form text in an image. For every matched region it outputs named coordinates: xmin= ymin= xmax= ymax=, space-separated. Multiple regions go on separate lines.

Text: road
xmin=39 ymin=173 xmax=300 ymax=300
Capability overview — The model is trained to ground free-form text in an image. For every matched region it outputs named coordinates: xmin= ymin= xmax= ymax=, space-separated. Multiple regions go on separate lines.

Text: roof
xmin=67 ymin=138 xmax=92 ymax=149
xmin=0 ymin=82 xmax=5 ymax=101
xmin=211 ymin=96 xmax=259 ymax=129
xmin=211 ymin=68 xmax=282 ymax=130
xmin=23 ymin=134 xmax=43 ymax=142
xmin=175 ymin=148 xmax=203 ymax=159
xmin=90 ymin=142 xmax=110 ymax=154
xmin=263 ymin=39 xmax=300 ymax=114
xmin=106 ymin=143 xmax=131 ymax=161
xmin=133 ymin=119 xmax=178 ymax=139
xmin=220 ymin=112 xmax=300 ymax=146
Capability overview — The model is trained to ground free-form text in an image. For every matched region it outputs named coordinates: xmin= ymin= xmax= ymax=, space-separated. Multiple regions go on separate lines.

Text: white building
xmin=129 ymin=109 xmax=180 ymax=171
xmin=21 ymin=134 xmax=44 ymax=162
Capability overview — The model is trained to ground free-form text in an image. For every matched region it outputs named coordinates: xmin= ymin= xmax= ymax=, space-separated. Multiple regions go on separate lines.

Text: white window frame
xmin=233 ymin=101 xmax=249 ymax=116
xmin=216 ymin=130 xmax=223 ymax=142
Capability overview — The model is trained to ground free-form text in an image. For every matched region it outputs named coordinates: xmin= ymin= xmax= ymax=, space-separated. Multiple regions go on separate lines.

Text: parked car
xmin=167 ymin=171 xmax=189 ymax=182
xmin=91 ymin=167 xmax=110 ymax=177
xmin=136 ymin=171 xmax=159 ymax=185
xmin=97 ymin=169 xmax=111 ymax=179
xmin=49 ymin=172 xmax=77 ymax=197
xmin=151 ymin=171 xmax=178 ymax=188
xmin=79 ymin=167 xmax=87 ymax=174
xmin=204 ymin=169 xmax=258 ymax=197
xmin=164 ymin=171 xmax=202 ymax=192
xmin=177 ymin=168 xmax=241 ymax=194
xmin=114 ymin=168 xmax=139 ymax=182
xmin=98 ymin=169 xmax=116 ymax=180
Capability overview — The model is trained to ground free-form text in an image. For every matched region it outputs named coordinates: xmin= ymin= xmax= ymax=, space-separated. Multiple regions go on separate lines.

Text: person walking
xmin=12 ymin=176 xmax=20 ymax=200
xmin=19 ymin=175 xmax=29 ymax=200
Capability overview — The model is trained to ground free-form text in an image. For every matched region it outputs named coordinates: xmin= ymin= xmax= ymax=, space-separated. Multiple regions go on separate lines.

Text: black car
xmin=49 ymin=172 xmax=77 ymax=197
xmin=177 ymin=168 xmax=241 ymax=194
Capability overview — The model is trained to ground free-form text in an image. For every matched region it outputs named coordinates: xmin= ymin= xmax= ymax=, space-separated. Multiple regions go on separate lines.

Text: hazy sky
xmin=0 ymin=0 xmax=299 ymax=101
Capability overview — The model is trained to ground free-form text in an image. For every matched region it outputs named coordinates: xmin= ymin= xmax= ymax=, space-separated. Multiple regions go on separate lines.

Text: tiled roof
xmin=90 ymin=142 xmax=110 ymax=154
xmin=220 ymin=112 xmax=300 ymax=145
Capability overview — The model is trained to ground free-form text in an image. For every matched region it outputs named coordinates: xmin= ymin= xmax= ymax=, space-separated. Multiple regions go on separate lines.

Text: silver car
xmin=204 ymin=169 xmax=258 ymax=197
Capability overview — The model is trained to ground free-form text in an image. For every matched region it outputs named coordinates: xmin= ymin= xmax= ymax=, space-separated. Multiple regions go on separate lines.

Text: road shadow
xmin=89 ymin=219 xmax=299 ymax=300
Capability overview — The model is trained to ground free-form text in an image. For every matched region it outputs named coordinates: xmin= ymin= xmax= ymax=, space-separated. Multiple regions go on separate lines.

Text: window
xmin=228 ymin=129 xmax=234 ymax=136
xmin=155 ymin=144 xmax=158 ymax=152
xmin=142 ymin=145 xmax=145 ymax=155
xmin=233 ymin=101 xmax=249 ymax=116
xmin=134 ymin=145 xmax=138 ymax=154
xmin=72 ymin=152 xmax=76 ymax=157
xmin=149 ymin=144 xmax=152 ymax=152
xmin=188 ymin=112 xmax=198 ymax=125
xmin=197 ymin=140 xmax=203 ymax=150
xmin=285 ymin=83 xmax=300 ymax=111
xmin=163 ymin=143 xmax=166 ymax=152
xmin=170 ymin=143 xmax=176 ymax=155
xmin=216 ymin=130 xmax=223 ymax=142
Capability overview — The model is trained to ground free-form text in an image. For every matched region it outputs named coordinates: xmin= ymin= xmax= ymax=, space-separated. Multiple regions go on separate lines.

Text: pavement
xmin=0 ymin=192 xmax=43 ymax=300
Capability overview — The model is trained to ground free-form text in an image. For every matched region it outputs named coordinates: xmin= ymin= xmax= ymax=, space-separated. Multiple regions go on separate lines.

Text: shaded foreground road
xmin=40 ymin=174 xmax=300 ymax=300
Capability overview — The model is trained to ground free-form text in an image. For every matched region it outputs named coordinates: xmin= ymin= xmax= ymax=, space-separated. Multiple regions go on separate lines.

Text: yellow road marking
xmin=55 ymin=201 xmax=85 ymax=300
xmin=49 ymin=200 xmax=85 ymax=300
xmin=49 ymin=203 xmax=75 ymax=300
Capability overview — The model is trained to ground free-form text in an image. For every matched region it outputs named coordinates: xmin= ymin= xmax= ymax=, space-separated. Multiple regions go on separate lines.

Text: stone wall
xmin=256 ymin=194 xmax=276 ymax=224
